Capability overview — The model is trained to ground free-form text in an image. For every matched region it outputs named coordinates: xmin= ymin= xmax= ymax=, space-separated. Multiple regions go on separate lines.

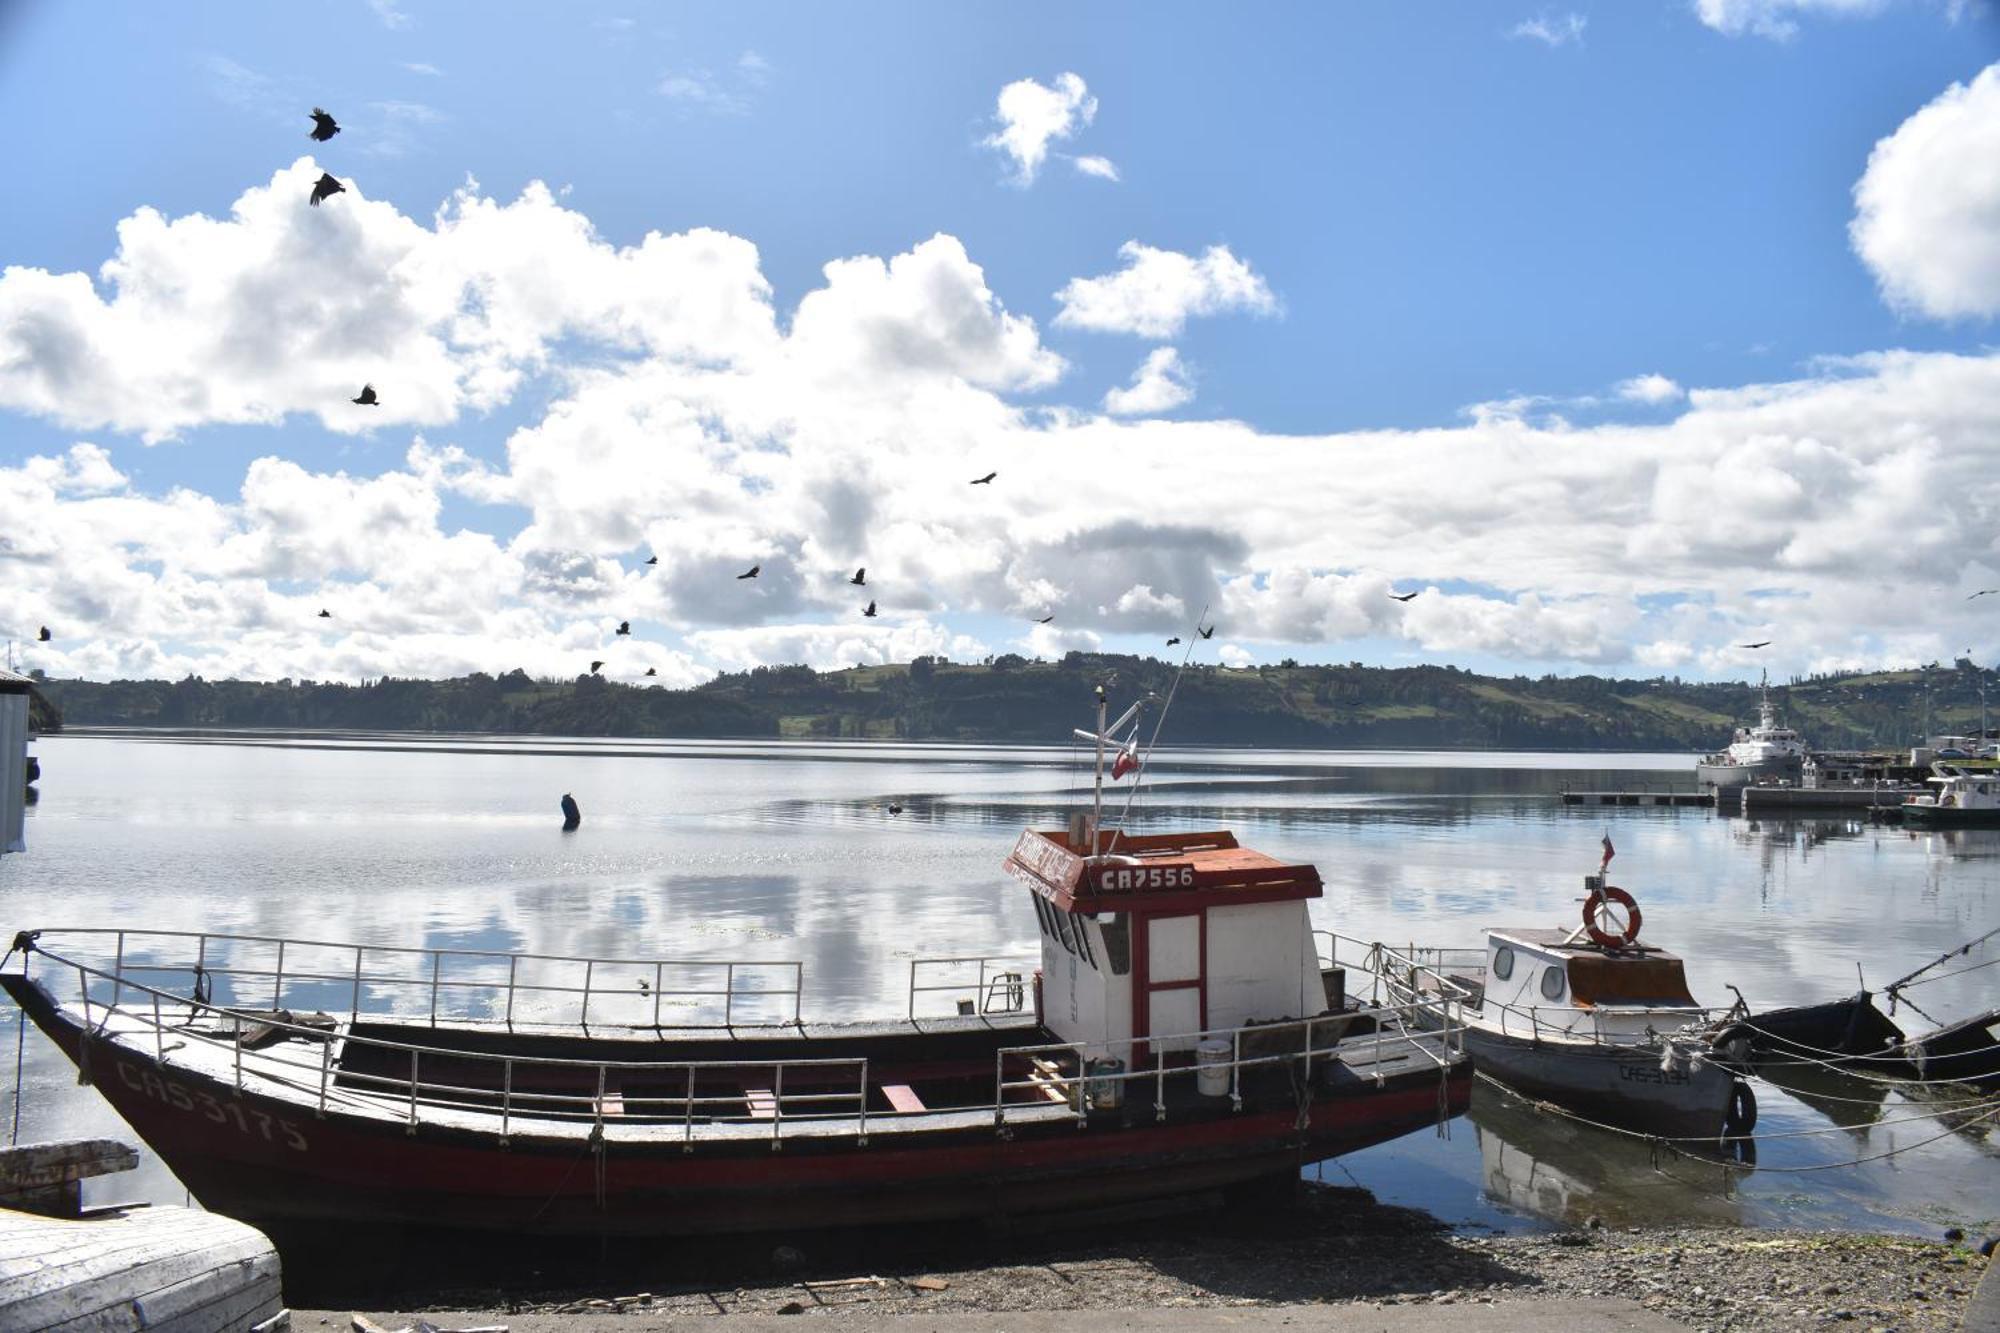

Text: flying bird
xmin=1969 ymin=590 xmax=1998 ymax=600
xmin=590 ymin=660 xmax=604 ymax=674
xmin=970 ymin=472 xmax=997 ymax=485
xmin=863 ymin=601 xmax=878 ymax=618
xmin=1388 ymin=591 xmax=1420 ymax=603
xmin=737 ymin=565 xmax=760 ymax=580
xmin=37 ymin=626 xmax=51 ymax=642
xmin=1165 ymin=637 xmax=1181 ymax=647
xmin=636 ymin=979 xmax=649 ymax=993
xmin=1740 ymin=641 xmax=1771 ymax=649
xmin=644 ymin=667 xmax=657 ymax=677
xmin=644 ymin=555 xmax=658 ymax=566
xmin=351 ymin=384 xmax=378 ymax=406
xmin=850 ymin=568 xmax=866 ymax=586
xmin=1198 ymin=625 xmax=1215 ymax=640
xmin=308 ymin=108 xmax=340 ymax=142
xmin=1035 ymin=614 xmax=1055 ymax=624
xmin=615 ymin=621 xmax=631 ymax=636
xmin=309 ymin=172 xmax=345 ymax=207
xmin=317 ymin=609 xmax=331 ymax=619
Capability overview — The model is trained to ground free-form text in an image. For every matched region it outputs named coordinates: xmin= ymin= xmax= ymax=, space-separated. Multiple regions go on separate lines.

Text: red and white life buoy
xmin=1583 ymin=884 xmax=1643 ymax=950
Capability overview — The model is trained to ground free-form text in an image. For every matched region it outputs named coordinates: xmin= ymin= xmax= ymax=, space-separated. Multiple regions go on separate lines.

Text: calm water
xmin=3 ymin=731 xmax=1996 ymax=1238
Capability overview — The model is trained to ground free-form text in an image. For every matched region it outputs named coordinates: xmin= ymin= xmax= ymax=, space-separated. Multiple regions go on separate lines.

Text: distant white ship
xmin=1696 ymin=671 xmax=1807 ymax=790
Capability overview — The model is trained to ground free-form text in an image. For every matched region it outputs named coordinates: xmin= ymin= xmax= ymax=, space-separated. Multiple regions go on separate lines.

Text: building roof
xmin=0 ymin=667 xmax=33 ymax=696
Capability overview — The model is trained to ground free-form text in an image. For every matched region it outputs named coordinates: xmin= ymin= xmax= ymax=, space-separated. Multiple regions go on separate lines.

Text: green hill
xmin=27 ymin=654 xmax=1997 ymax=751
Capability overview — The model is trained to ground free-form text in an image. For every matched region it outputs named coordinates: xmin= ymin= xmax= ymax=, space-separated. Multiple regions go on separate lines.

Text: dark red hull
xmin=5 ymin=975 xmax=1470 ymax=1237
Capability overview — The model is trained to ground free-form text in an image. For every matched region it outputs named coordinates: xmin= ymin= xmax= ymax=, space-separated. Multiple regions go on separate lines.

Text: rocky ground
xmin=290 ymin=1185 xmax=1995 ymax=1333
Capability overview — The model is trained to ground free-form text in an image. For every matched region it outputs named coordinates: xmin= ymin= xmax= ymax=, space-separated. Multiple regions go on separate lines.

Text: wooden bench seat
xmin=881 ymin=1083 xmax=926 ymax=1113
xmin=743 ymin=1086 xmax=777 ymax=1119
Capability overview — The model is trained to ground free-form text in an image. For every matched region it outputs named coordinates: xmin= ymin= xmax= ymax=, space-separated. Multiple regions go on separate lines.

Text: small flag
xmin=1111 ymin=739 xmax=1140 ymax=780
xmin=1600 ymin=834 xmax=1615 ymax=872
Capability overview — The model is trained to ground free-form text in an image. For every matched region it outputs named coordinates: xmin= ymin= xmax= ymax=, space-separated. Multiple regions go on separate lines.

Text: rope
xmin=1476 ymin=1071 xmax=2000 ymax=1172
xmin=1892 ymin=954 xmax=2000 ymax=989
xmin=9 ymin=1001 xmax=22 ymax=1147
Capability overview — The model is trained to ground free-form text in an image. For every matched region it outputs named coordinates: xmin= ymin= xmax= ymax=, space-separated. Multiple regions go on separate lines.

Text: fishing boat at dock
xmin=1899 ymin=763 xmax=2000 ymax=828
xmin=1338 ymin=867 xmax=1749 ymax=1138
xmin=0 ymin=690 xmax=1471 ymax=1239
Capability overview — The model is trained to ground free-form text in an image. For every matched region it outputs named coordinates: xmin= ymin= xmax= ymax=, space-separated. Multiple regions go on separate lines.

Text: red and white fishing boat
xmin=1 ymin=692 xmax=1471 ymax=1237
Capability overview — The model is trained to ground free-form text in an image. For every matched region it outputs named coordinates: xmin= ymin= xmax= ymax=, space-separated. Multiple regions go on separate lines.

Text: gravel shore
xmin=290 ymin=1184 xmax=1993 ymax=1333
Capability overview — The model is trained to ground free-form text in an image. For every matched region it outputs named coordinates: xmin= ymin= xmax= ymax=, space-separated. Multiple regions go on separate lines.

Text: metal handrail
xmin=37 ymin=927 xmax=805 ymax=1029
xmin=907 ymin=955 xmax=1036 ymax=1020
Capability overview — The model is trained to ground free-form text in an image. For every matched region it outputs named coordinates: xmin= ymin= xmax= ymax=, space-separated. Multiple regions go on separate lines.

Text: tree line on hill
xmin=24 ymin=653 xmax=1996 ymax=752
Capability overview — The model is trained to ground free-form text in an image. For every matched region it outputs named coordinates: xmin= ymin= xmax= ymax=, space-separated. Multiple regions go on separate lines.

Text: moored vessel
xmin=1340 ymin=870 xmax=1745 ymax=1138
xmin=1696 ymin=671 xmax=1807 ymax=791
xmin=1900 ymin=763 xmax=2000 ymax=828
xmin=0 ymin=690 xmax=1471 ymax=1239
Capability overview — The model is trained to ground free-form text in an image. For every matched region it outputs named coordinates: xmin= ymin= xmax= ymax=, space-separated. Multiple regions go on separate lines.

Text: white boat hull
xmin=1458 ymin=1024 xmax=1737 ymax=1137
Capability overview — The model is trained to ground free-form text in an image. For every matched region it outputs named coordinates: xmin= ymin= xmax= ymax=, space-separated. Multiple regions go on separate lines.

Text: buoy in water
xmin=560 ymin=793 xmax=581 ymax=830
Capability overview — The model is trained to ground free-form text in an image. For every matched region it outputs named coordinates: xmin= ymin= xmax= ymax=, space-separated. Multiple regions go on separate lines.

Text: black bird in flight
xmin=1388 ymin=591 xmax=1420 ymax=602
xmin=636 ymin=979 xmax=649 ymax=993
xmin=309 ymin=172 xmax=345 ymax=207
xmin=644 ymin=667 xmax=657 ymax=677
xmin=737 ymin=565 xmax=760 ymax=579
xmin=863 ymin=600 xmax=878 ymax=618
xmin=1740 ymin=641 xmax=1771 ymax=649
xmin=1035 ymin=614 xmax=1055 ymax=624
xmin=590 ymin=660 xmax=605 ymax=674
xmin=37 ymin=626 xmax=51 ymax=642
xmin=308 ymin=108 xmax=340 ymax=142
xmin=1166 ymin=637 xmax=1181 ymax=646
xmin=850 ymin=568 xmax=867 ymax=586
xmin=1198 ymin=625 xmax=1215 ymax=640
xmin=615 ymin=621 xmax=631 ymax=636
xmin=970 ymin=472 xmax=997 ymax=485
xmin=644 ymin=555 xmax=658 ymax=566
xmin=317 ymin=609 xmax=331 ymax=619
xmin=1969 ymin=589 xmax=1998 ymax=600
xmin=352 ymin=384 xmax=378 ymax=406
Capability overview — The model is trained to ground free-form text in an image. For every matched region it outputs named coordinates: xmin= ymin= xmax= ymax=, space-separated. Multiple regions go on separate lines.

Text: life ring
xmin=1723 ymin=1079 xmax=1758 ymax=1137
xmin=1582 ymin=884 xmax=1642 ymax=949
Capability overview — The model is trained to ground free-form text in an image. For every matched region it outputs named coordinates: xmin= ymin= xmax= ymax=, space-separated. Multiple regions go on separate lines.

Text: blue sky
xmin=3 ymin=1 xmax=1999 ymax=685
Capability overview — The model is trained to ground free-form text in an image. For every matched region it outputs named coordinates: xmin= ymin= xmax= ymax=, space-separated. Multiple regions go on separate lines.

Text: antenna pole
xmin=1092 ymin=686 xmax=1106 ymax=854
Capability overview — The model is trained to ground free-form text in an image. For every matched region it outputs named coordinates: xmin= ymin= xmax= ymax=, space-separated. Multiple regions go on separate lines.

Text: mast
xmin=1092 ymin=684 xmax=1106 ymax=850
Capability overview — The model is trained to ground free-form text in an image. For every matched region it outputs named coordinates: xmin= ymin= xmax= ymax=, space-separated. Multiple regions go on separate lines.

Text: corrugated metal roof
xmin=0 ymin=665 xmax=34 ymax=693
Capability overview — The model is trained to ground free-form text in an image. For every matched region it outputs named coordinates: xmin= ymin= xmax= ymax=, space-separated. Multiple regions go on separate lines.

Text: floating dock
xmin=1739 ymin=784 xmax=1923 ymax=815
xmin=1559 ymin=787 xmax=1713 ymax=807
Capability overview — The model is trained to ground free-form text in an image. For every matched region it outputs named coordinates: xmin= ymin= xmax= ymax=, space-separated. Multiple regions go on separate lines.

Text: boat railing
xmin=1328 ymin=932 xmax=1731 ymax=1047
xmin=989 ymin=989 xmax=1465 ymax=1130
xmin=15 ymin=935 xmax=1463 ymax=1146
xmin=906 ymin=955 xmax=1036 ymax=1021
xmin=23 ymin=927 xmax=805 ymax=1031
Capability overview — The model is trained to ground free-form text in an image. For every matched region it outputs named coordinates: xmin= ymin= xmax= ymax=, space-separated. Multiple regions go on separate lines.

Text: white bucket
xmin=1195 ymin=1039 xmax=1232 ymax=1097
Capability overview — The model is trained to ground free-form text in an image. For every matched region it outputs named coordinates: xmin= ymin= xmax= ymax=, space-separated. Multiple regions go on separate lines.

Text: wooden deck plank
xmin=743 ymin=1087 xmax=777 ymax=1120
xmin=0 ymin=1206 xmax=280 ymax=1333
xmin=881 ymin=1083 xmax=926 ymax=1113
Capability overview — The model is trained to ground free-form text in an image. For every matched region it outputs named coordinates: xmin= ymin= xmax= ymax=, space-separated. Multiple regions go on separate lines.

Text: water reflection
xmin=4 ymin=732 xmax=1996 ymax=1235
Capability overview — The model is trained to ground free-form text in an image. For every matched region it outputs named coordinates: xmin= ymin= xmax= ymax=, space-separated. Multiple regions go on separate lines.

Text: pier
xmin=1558 ymin=785 xmax=1713 ymax=807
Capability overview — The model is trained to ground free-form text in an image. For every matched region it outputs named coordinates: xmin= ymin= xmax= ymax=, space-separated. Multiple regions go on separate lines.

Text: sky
xmin=2 ymin=0 xmax=1999 ymax=688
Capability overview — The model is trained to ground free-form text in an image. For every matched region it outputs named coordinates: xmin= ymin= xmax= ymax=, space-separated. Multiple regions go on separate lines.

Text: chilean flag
xmin=1600 ymin=834 xmax=1615 ymax=872
xmin=1111 ymin=738 xmax=1140 ymax=780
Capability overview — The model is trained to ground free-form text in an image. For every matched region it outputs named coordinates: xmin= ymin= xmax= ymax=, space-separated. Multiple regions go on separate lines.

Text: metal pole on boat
xmin=1092 ymin=685 xmax=1106 ymax=851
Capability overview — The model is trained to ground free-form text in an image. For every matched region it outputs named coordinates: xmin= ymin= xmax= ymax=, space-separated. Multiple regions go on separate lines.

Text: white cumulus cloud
xmin=1616 ymin=373 xmax=1687 ymax=404
xmin=1073 ymin=155 xmax=1121 ymax=182
xmin=983 ymin=73 xmax=1098 ymax=185
xmin=1104 ymin=348 xmax=1194 ymax=415
xmin=1054 ymin=241 xmax=1278 ymax=339
xmin=1692 ymin=0 xmax=1893 ymax=39
xmin=1511 ymin=13 xmax=1588 ymax=45
xmin=1851 ymin=62 xmax=2000 ymax=321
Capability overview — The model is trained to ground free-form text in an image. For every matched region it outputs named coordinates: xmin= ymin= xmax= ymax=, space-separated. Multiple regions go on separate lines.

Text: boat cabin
xmin=1475 ymin=930 xmax=1700 ymax=1014
xmin=1003 ymin=825 xmax=1329 ymax=1059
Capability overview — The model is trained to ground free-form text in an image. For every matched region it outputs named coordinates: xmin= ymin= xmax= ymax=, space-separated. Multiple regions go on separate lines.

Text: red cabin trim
xmin=1003 ymin=829 xmax=1321 ymax=916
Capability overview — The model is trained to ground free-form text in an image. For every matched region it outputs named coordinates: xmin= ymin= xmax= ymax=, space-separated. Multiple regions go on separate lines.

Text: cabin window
xmin=1098 ymin=914 xmax=1132 ymax=975
xmin=1032 ymin=895 xmax=1055 ymax=939
xmin=1540 ymin=966 xmax=1567 ymax=1002
xmin=1073 ymin=915 xmax=1098 ymax=968
xmin=1492 ymin=946 xmax=1515 ymax=981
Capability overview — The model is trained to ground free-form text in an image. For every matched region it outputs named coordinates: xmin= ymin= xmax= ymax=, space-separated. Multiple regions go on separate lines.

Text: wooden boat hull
xmin=0 ymin=1204 xmax=283 ymax=1333
xmin=1456 ymin=1025 xmax=1737 ymax=1138
xmin=2 ymin=974 xmax=1471 ymax=1238
xmin=1712 ymin=993 xmax=1905 ymax=1061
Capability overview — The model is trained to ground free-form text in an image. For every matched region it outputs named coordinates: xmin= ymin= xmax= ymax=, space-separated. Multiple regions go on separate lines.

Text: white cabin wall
xmin=1206 ymin=901 xmax=1316 ymax=1029
xmin=1038 ymin=913 xmax=1131 ymax=1058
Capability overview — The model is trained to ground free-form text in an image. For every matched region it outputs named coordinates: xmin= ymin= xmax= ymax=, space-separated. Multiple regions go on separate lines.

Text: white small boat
xmin=1901 ymin=763 xmax=2000 ymax=828
xmin=1336 ymin=875 xmax=1746 ymax=1138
